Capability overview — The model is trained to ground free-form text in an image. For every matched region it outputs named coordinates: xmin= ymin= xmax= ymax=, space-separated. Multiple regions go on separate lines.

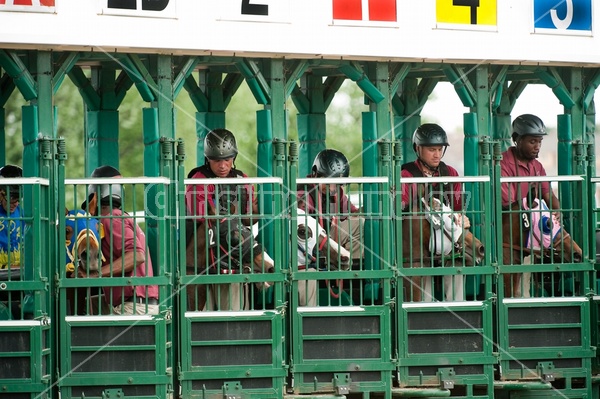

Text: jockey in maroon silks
xmin=81 ymin=165 xmax=159 ymax=315
xmin=185 ymin=128 xmax=266 ymax=311
xmin=500 ymin=114 xmax=560 ymax=298
xmin=500 ymin=114 xmax=559 ymax=210
xmin=400 ymin=124 xmax=470 ymax=302
xmin=297 ymin=149 xmax=363 ymax=262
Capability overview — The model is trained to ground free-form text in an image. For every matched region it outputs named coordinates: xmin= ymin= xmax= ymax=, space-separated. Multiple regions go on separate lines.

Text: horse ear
xmin=88 ymin=194 xmax=98 ymax=216
xmin=65 ymin=208 xmax=69 ymax=216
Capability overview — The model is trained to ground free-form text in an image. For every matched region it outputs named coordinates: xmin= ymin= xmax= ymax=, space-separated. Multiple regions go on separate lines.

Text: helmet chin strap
xmin=419 ymin=158 xmax=439 ymax=174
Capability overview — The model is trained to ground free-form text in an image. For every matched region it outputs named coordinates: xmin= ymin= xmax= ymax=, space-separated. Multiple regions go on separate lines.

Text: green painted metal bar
xmin=0 ymin=109 xmax=4 ymax=166
xmin=0 ymin=72 xmax=16 ymax=106
xmin=291 ymin=83 xmax=310 ymax=114
xmin=338 ymin=61 xmax=385 ymax=103
xmin=119 ymin=54 xmax=157 ymax=102
xmin=284 ymin=59 xmax=308 ymax=99
xmin=535 ymin=68 xmax=575 ymax=109
xmin=391 ymin=388 xmax=451 ymax=397
xmin=323 ymin=75 xmax=346 ymax=109
xmin=21 ymin=105 xmax=39 ymax=178
xmin=296 ymin=73 xmax=328 ymax=175
xmin=390 ymin=63 xmax=411 ymax=95
xmin=221 ymin=72 xmax=244 ymax=107
xmin=583 ymin=69 xmax=600 ymax=112
xmin=236 ymin=59 xmax=270 ymax=105
xmin=173 ymin=56 xmax=199 ymax=98
xmin=146 ymin=55 xmax=175 ymax=278
xmin=297 ymin=113 xmax=326 ymax=176
xmin=490 ymin=65 xmax=509 ymax=111
xmin=68 ymin=66 xmax=101 ymax=111
xmin=443 ymin=65 xmax=475 ymax=108
xmin=184 ymin=74 xmax=209 ymax=112
xmin=393 ymin=78 xmax=421 ymax=164
xmin=114 ymin=70 xmax=134 ymax=105
xmin=489 ymin=65 xmax=509 ymax=96
xmin=362 ymin=111 xmax=378 ymax=281
xmin=415 ymin=77 xmax=439 ymax=111
xmin=493 ymin=381 xmax=553 ymax=390
xmin=506 ymin=80 xmax=527 ymax=111
xmin=53 ymin=52 xmax=80 ymax=95
xmin=0 ymin=49 xmax=37 ymax=100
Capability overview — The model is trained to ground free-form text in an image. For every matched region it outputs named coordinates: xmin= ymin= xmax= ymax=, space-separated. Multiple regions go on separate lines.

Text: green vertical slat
xmin=0 ymin=109 xmax=5 ymax=165
xmin=85 ymin=110 xmax=119 ymax=173
xmin=297 ymin=113 xmax=326 ymax=177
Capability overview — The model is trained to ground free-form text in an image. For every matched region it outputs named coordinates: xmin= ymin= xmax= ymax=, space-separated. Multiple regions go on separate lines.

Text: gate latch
xmin=333 ymin=373 xmax=351 ymax=395
xmin=223 ymin=381 xmax=242 ymax=399
xmin=437 ymin=367 xmax=455 ymax=389
xmin=102 ymin=389 xmax=124 ymax=398
xmin=537 ymin=362 xmax=555 ymax=382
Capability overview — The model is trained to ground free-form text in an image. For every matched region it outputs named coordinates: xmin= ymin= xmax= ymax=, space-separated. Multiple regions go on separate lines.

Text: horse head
xmin=421 ymin=197 xmax=485 ymax=265
xmin=522 ymin=197 xmax=582 ymax=263
xmin=65 ymin=209 xmax=102 ymax=274
xmin=296 ymin=208 xmax=351 ymax=271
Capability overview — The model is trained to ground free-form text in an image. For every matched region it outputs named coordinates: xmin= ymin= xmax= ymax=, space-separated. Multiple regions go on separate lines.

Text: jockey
xmin=185 ymin=128 xmax=258 ymax=222
xmin=401 ymin=123 xmax=467 ymax=218
xmin=185 ymin=128 xmax=265 ymax=311
xmin=500 ymin=114 xmax=561 ymax=298
xmin=297 ymin=149 xmax=363 ymax=262
xmin=400 ymin=124 xmax=470 ymax=302
xmin=80 ymin=165 xmax=159 ymax=315
xmin=500 ymin=113 xmax=560 ymax=211
xmin=0 ymin=165 xmax=23 ymax=269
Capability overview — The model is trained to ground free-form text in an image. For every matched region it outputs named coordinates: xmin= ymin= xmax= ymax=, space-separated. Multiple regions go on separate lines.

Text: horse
xmin=184 ymin=199 xmax=275 ymax=311
xmin=401 ymin=196 xmax=485 ymax=302
xmin=501 ymin=196 xmax=582 ymax=298
xmin=295 ymin=208 xmax=351 ymax=306
xmin=65 ymin=209 xmax=103 ymax=315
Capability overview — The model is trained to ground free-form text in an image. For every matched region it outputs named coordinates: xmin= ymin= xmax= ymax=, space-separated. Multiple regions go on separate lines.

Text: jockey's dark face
xmin=516 ymin=135 xmax=543 ymax=161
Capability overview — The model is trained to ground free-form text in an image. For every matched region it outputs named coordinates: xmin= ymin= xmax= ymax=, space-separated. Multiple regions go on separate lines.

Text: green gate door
xmin=57 ymin=176 xmax=173 ymax=399
xmin=0 ymin=177 xmax=52 ymax=399
xmin=288 ymin=175 xmax=394 ymax=398
xmin=179 ymin=176 xmax=287 ymax=399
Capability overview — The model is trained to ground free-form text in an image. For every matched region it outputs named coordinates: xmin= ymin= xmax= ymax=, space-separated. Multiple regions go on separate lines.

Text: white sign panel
xmin=99 ymin=0 xmax=176 ymax=18
xmin=0 ymin=1 xmax=599 ymax=65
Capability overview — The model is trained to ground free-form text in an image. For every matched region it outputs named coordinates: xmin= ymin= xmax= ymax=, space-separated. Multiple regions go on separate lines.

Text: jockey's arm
xmin=79 ymin=250 xmax=144 ymax=278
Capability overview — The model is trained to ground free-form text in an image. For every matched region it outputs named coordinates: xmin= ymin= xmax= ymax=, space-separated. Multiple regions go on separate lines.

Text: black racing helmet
xmin=412 ymin=123 xmax=449 ymax=152
xmin=0 ymin=165 xmax=22 ymax=200
xmin=311 ymin=149 xmax=350 ymax=178
xmin=204 ymin=128 xmax=238 ymax=161
xmin=512 ymin=114 xmax=547 ymax=139
xmin=81 ymin=165 xmax=123 ymax=210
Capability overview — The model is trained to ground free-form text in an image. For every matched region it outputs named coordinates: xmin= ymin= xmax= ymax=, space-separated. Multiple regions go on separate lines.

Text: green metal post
xmin=297 ymin=112 xmax=326 ymax=177
xmin=362 ymin=111 xmax=378 ymax=300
